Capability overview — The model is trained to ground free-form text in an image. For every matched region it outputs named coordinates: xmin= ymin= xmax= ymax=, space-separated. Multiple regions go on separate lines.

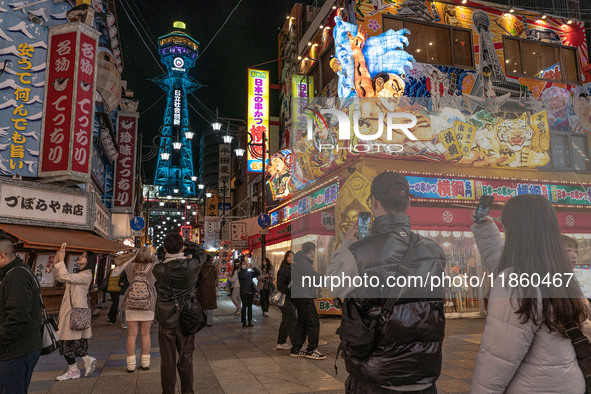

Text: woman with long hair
xmin=51 ymin=250 xmax=98 ymax=381
xmin=226 ymin=259 xmax=241 ymax=315
xmin=112 ymin=247 xmax=157 ymax=372
xmin=258 ymin=257 xmax=275 ymax=317
xmin=471 ymin=194 xmax=590 ymax=393
xmin=275 ymin=251 xmax=296 ymax=350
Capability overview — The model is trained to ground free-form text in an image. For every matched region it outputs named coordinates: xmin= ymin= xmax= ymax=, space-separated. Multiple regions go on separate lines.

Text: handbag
xmin=69 ymin=286 xmax=91 ymax=330
xmin=9 ymin=266 xmax=60 ymax=355
xmin=270 ymin=280 xmax=290 ymax=308
xmin=566 ymin=325 xmax=591 ymax=394
xmin=163 ymin=264 xmax=206 ymax=336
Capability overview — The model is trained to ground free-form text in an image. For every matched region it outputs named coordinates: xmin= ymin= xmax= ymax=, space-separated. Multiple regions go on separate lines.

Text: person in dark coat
xmin=274 ymin=250 xmax=296 ymax=351
xmin=237 ymin=259 xmax=260 ymax=327
xmin=0 ymin=236 xmax=42 ymax=394
xmin=152 ymin=234 xmax=206 ymax=394
xmin=328 ymin=171 xmax=446 ymax=393
xmin=196 ymin=254 xmax=217 ymax=327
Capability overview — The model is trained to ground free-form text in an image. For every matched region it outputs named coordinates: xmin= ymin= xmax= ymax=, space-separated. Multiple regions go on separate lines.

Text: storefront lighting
xmin=198 ymin=184 xmax=205 ymax=190
xmin=211 ymin=121 xmax=223 ymax=131
xmin=307 ymin=42 xmax=312 ymax=46
xmin=172 ymin=141 xmax=182 ymax=150
xmin=332 ymin=5 xmax=336 ymax=9
xmin=206 ymin=192 xmax=212 ymax=198
xmin=159 ymin=201 xmax=165 ymax=206
xmin=192 ymin=211 xmax=197 ymax=215
xmin=186 ymin=221 xmax=190 ymax=225
xmin=319 ymin=25 xmax=323 ymax=29
xmin=297 ymin=56 xmax=302 ymax=60
xmin=509 ymin=8 xmax=514 ymax=13
xmin=166 ymin=195 xmax=172 ymax=200
xmin=235 ymin=148 xmax=245 ymax=157
xmin=160 ymin=152 xmax=170 ymax=160
xmin=173 ymin=188 xmax=179 ymax=194
xmin=181 ymin=200 xmax=185 ymax=204
xmin=167 ymin=217 xmax=171 ymax=220
xmin=185 ymin=131 xmax=194 ymax=140
xmin=191 ymin=176 xmax=197 ymax=181
xmin=222 ymin=135 xmax=233 ymax=144
xmin=462 ymin=0 xmax=467 ymax=3
xmin=567 ymin=19 xmax=573 ymax=24
xmin=542 ymin=14 xmax=547 ymax=19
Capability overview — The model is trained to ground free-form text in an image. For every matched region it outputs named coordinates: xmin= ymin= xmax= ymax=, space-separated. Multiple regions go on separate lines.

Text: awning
xmin=0 ymin=223 xmax=132 ymax=253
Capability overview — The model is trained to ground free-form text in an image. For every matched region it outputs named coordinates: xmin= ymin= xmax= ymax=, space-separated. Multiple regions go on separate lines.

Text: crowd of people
xmin=1 ymin=170 xmax=591 ymax=394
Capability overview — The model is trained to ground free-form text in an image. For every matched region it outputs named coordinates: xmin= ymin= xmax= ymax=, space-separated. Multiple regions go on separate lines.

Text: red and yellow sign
xmin=247 ymin=68 xmax=269 ymax=173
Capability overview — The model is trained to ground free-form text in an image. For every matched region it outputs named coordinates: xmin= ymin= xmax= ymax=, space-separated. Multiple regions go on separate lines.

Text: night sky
xmin=116 ymin=0 xmax=304 ymax=182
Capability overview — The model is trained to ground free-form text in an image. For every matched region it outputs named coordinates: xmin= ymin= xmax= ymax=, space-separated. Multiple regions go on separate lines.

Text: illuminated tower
xmin=153 ymin=21 xmax=201 ymax=197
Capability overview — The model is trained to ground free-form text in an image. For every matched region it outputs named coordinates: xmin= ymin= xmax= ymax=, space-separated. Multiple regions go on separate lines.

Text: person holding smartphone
xmin=471 ymin=194 xmax=591 ymax=393
xmin=51 ymin=245 xmax=97 ymax=381
xmin=237 ymin=259 xmax=260 ymax=327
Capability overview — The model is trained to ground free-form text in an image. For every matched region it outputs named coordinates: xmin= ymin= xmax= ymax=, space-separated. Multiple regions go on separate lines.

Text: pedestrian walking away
xmin=0 ymin=236 xmax=42 ymax=394
xmin=258 ymin=257 xmax=275 ymax=317
xmin=328 ymin=171 xmax=446 ymax=392
xmin=51 ymin=249 xmax=98 ymax=381
xmin=196 ymin=254 xmax=217 ymax=327
xmin=238 ymin=259 xmax=260 ymax=327
xmin=106 ymin=264 xmax=123 ymax=325
xmin=471 ymin=194 xmax=591 ymax=393
xmin=111 ymin=246 xmax=157 ymax=372
xmin=152 ymin=233 xmax=206 ymax=394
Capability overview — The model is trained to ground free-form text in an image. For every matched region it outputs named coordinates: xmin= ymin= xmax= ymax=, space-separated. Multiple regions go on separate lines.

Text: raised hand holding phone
xmin=473 ymin=195 xmax=494 ymax=224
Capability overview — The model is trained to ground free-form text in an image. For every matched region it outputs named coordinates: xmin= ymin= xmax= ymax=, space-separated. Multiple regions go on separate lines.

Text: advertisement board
xmin=246 ymin=68 xmax=269 ymax=173
xmin=112 ymin=112 xmax=139 ymax=213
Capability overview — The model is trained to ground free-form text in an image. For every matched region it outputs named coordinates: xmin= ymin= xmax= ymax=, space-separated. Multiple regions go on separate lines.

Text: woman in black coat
xmin=237 ymin=259 xmax=260 ymax=327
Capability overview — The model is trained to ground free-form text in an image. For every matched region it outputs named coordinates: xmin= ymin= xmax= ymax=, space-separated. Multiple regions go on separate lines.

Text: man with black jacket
xmin=291 ymin=242 xmax=325 ymax=360
xmin=152 ymin=233 xmax=206 ymax=394
xmin=328 ymin=171 xmax=446 ymax=393
xmin=0 ymin=236 xmax=42 ymax=394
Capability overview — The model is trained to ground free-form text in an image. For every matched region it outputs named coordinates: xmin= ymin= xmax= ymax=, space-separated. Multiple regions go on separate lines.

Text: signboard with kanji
xmin=246 ymin=68 xmax=269 ymax=173
xmin=218 ymin=144 xmax=231 ymax=199
xmin=38 ymin=22 xmax=99 ymax=182
xmin=112 ymin=111 xmax=139 ymax=213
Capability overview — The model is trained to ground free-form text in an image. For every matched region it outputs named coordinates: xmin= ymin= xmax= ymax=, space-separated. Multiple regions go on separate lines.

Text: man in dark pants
xmin=0 ymin=236 xmax=42 ymax=394
xmin=290 ymin=242 xmax=325 ymax=360
xmin=152 ymin=233 xmax=206 ymax=394
xmin=275 ymin=251 xmax=296 ymax=349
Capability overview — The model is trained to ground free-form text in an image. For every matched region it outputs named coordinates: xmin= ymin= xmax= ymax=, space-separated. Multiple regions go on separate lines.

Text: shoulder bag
xmin=566 ymin=325 xmax=591 ymax=394
xmin=162 ymin=263 xmax=206 ymax=336
xmin=270 ymin=280 xmax=291 ymax=308
xmin=69 ymin=284 xmax=91 ymax=330
xmin=8 ymin=266 xmax=60 ymax=355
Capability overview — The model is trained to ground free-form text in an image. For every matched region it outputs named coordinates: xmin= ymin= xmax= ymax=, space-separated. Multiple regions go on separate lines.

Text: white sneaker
xmin=83 ymin=356 xmax=96 ymax=377
xmin=56 ymin=369 xmax=81 ymax=381
xmin=264 ymin=312 xmax=269 ymax=317
xmin=274 ymin=343 xmax=291 ymax=350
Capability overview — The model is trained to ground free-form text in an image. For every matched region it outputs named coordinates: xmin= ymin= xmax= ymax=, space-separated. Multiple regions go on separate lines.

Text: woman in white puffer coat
xmin=471 ymin=194 xmax=591 ymax=394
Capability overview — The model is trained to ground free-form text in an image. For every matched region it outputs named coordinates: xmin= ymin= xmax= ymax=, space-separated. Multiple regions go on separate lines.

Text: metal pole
xmin=261 ymin=131 xmax=266 ymax=266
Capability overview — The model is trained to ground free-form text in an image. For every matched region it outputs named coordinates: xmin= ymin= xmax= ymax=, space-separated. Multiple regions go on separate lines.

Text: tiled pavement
xmin=30 ymin=296 xmax=485 ymax=393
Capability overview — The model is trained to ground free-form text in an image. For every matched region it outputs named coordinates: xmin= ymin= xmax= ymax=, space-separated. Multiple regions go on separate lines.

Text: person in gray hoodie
xmin=471 ymin=194 xmax=591 ymax=394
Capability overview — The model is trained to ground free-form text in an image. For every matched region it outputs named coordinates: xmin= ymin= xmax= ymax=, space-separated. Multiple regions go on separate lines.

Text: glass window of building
xmin=382 ymin=16 xmax=474 ymax=68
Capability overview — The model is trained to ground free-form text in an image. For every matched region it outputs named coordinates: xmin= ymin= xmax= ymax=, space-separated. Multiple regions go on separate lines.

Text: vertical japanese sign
xmin=0 ymin=11 xmax=47 ymax=178
xmin=173 ymin=89 xmax=182 ymax=126
xmin=246 ymin=68 xmax=269 ymax=173
xmin=204 ymin=216 xmax=221 ymax=249
xmin=38 ymin=22 xmax=99 ymax=182
xmin=112 ymin=112 xmax=139 ymax=213
xmin=291 ymin=75 xmax=314 ymax=133
xmin=218 ymin=144 xmax=231 ymax=199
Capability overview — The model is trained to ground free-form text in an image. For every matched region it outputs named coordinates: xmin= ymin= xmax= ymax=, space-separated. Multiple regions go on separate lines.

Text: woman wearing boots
xmin=112 ymin=247 xmax=157 ymax=372
xmin=51 ymin=250 xmax=97 ymax=381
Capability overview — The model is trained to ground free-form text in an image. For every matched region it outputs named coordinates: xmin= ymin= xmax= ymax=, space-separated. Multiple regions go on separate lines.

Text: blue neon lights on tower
xmin=153 ymin=21 xmax=201 ymax=197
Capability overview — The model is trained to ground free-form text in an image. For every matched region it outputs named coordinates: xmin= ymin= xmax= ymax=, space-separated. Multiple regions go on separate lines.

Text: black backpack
xmin=335 ymin=233 xmax=418 ymax=371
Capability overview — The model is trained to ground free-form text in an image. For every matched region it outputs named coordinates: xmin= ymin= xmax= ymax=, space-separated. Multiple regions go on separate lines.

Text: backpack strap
xmin=380 ymin=232 xmax=419 ymax=324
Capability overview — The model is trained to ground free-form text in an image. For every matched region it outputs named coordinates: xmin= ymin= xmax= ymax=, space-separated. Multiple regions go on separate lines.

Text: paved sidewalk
xmin=30 ymin=296 xmax=484 ymax=393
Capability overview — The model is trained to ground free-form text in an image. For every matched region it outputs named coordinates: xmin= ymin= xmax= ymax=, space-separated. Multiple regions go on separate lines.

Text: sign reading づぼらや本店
xmin=38 ymin=22 xmax=99 ymax=183
xmin=112 ymin=111 xmax=139 ymax=213
xmin=0 ymin=179 xmax=91 ymax=229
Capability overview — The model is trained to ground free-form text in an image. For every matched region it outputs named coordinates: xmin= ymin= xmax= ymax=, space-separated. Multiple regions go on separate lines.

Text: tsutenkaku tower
xmin=153 ymin=21 xmax=201 ymax=197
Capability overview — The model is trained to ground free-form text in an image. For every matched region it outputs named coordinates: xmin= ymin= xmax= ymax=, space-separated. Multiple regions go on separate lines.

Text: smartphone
xmin=474 ymin=195 xmax=494 ymax=224
xmin=357 ymin=212 xmax=372 ymax=240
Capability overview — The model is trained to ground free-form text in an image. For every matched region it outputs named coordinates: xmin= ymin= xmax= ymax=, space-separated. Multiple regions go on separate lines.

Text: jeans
xmin=0 ymin=349 xmax=41 ymax=394
xmin=292 ymin=298 xmax=319 ymax=352
xmin=260 ymin=288 xmax=270 ymax=313
xmin=240 ymin=293 xmax=253 ymax=322
xmin=108 ymin=292 xmax=120 ymax=323
xmin=158 ymin=326 xmax=195 ymax=394
xmin=277 ymin=300 xmax=297 ymax=346
xmin=205 ymin=309 xmax=214 ymax=325
xmin=345 ymin=376 xmax=437 ymax=393
xmin=231 ymin=287 xmax=241 ymax=310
